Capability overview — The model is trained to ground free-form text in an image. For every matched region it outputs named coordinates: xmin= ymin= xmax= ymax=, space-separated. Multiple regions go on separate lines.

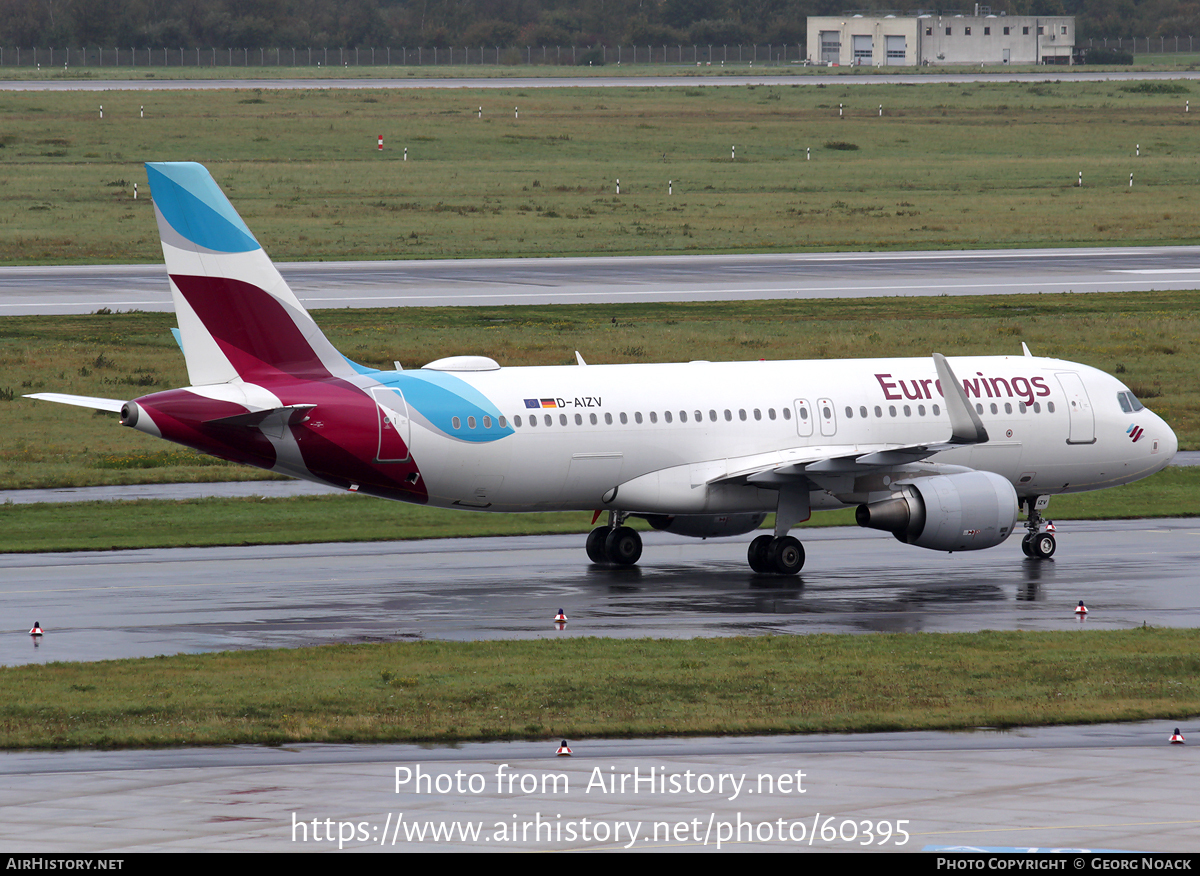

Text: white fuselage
xmin=400 ymin=354 xmax=1176 ymax=515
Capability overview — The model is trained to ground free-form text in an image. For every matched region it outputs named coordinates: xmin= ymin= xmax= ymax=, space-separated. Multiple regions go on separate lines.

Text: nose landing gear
xmin=1020 ymin=498 xmax=1056 ymax=559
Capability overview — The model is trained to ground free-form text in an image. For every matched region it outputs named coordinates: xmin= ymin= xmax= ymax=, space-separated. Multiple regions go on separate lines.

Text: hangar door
xmin=820 ymin=31 xmax=840 ymax=64
xmin=886 ymin=35 xmax=906 ymax=64
xmin=852 ymin=35 xmax=873 ymax=65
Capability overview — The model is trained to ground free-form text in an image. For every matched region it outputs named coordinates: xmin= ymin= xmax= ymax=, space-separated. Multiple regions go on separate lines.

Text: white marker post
xmin=515 ymin=106 xmax=518 ymax=119
xmin=133 ymin=182 xmax=137 ymax=200
xmin=806 ymin=147 xmax=810 ymax=161
xmin=404 ymin=147 xmax=408 ymax=161
xmin=839 ymin=103 xmax=843 ymax=117
xmin=731 ymin=145 xmax=736 ymax=160
xmin=616 ymin=179 xmax=620 ymax=194
xmin=478 ymin=106 xmax=482 ymax=118
xmin=879 ymin=104 xmax=882 ymax=116
xmin=1078 ymin=171 xmax=1082 ymax=187
xmin=140 ymin=106 xmax=144 ymax=119
xmin=1130 ymin=172 xmax=1134 ymax=187
xmin=99 ymin=105 xmax=103 ymax=119
xmin=1136 ymin=143 xmax=1140 ymax=157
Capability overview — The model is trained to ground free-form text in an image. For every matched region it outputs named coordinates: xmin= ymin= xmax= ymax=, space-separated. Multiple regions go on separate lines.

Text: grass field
xmin=0 ymin=80 xmax=1199 ymax=263
xmin=2 ymin=628 xmax=1197 ymax=748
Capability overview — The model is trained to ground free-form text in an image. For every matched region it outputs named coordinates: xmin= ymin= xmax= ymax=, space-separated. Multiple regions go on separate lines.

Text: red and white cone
xmin=29 ymin=622 xmax=43 ymax=636
xmin=1170 ymin=728 xmax=1185 ymax=744
xmin=1075 ymin=600 xmax=1088 ymax=615
xmin=556 ymin=740 xmax=572 ymax=756
xmin=554 ymin=609 xmax=568 ymax=623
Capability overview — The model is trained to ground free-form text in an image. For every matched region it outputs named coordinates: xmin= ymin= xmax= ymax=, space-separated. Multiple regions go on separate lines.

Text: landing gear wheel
xmin=748 ymin=535 xmax=773 ymax=573
xmin=604 ymin=526 xmax=643 ymax=565
xmin=586 ymin=527 xmax=609 ymax=564
xmin=767 ymin=535 xmax=805 ymax=575
xmin=1021 ymin=534 xmax=1034 ymax=557
xmin=1031 ymin=532 xmax=1056 ymax=559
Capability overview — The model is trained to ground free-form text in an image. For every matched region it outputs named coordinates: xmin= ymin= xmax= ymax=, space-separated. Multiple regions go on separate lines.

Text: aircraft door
xmin=372 ymin=387 xmax=411 ymax=462
xmin=794 ymin=399 xmax=814 ymax=437
xmin=818 ymin=398 xmax=837 ymax=436
xmin=1055 ymin=372 xmax=1095 ymax=445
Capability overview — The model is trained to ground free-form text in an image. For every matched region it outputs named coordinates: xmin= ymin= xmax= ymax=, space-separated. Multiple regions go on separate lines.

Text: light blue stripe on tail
xmin=146 ymin=162 xmax=260 ymax=254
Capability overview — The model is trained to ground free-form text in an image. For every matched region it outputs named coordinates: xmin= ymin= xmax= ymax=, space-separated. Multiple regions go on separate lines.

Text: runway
xmin=5 ymin=519 xmax=1200 ymax=667
xmin=1 ymin=723 xmax=1194 ymax=852
xmin=4 ymin=246 xmax=1200 ymax=314
xmin=3 ymin=520 xmax=1199 ymax=851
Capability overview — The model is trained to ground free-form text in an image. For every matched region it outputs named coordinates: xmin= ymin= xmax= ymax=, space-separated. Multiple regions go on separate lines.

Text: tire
xmin=604 ymin=526 xmax=642 ymax=565
xmin=1021 ymin=534 xmax=1034 ymax=557
xmin=586 ymin=527 xmax=608 ymax=563
xmin=1033 ymin=532 xmax=1056 ymax=559
xmin=748 ymin=535 xmax=773 ymax=573
xmin=768 ymin=535 xmax=805 ymax=575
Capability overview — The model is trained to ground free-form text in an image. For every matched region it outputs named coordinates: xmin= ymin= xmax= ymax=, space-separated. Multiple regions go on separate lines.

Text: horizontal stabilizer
xmin=204 ymin=404 xmax=316 ymax=429
xmin=24 ymin=392 xmax=125 ymax=413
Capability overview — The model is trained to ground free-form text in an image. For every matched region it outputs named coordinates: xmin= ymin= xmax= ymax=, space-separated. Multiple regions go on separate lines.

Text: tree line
xmin=1 ymin=0 xmax=1196 ymax=52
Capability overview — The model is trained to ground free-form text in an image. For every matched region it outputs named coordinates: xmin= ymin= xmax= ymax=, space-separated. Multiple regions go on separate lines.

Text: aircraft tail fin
xmin=146 ymin=162 xmax=358 ymax=386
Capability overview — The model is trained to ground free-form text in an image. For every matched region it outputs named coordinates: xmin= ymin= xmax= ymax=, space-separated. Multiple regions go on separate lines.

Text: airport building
xmin=807 ymin=9 xmax=1076 ymax=67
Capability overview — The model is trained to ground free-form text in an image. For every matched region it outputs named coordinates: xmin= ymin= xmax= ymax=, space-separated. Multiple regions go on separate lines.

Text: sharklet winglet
xmin=933 ymin=352 xmax=989 ymax=445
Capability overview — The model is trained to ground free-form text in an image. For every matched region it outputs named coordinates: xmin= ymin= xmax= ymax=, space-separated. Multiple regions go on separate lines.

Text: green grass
xmin=0 ymin=81 xmax=1198 ymax=263
xmin=2 ymin=629 xmax=1197 ymax=748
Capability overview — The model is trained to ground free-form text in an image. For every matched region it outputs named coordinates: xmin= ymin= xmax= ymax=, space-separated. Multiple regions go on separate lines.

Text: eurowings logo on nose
xmin=1127 ymin=424 xmax=1144 ymax=442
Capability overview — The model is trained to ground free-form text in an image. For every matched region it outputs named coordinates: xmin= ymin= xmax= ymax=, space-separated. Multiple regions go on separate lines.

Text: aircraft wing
xmin=24 ymin=392 xmax=126 ymax=413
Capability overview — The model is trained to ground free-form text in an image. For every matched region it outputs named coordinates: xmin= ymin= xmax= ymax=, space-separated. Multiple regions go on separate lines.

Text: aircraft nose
xmin=1161 ymin=417 xmax=1179 ymax=463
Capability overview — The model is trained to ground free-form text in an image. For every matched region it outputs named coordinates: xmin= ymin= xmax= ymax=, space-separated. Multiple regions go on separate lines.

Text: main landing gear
xmin=747 ymin=534 xmax=805 ymax=575
xmin=586 ymin=513 xmax=642 ymax=566
xmin=1020 ymin=497 xmax=1056 ymax=559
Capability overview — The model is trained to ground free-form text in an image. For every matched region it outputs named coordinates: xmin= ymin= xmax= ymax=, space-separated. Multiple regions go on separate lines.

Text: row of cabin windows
xmin=842 ymin=401 xmax=1052 ymax=419
xmin=507 ymin=407 xmax=797 ymax=429
xmin=449 ymin=400 xmax=1055 ymax=431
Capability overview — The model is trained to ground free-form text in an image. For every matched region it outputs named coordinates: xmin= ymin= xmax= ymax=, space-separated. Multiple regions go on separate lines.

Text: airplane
xmin=28 ymin=162 xmax=1179 ymax=574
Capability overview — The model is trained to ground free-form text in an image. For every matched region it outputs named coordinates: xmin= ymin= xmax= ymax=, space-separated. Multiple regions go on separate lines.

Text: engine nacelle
xmin=642 ymin=513 xmax=768 ymax=539
xmin=855 ymin=471 xmax=1018 ymax=552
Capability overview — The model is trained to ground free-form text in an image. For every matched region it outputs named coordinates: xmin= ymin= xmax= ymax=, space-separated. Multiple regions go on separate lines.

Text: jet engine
xmin=642 ymin=513 xmax=768 ymax=539
xmin=855 ymin=471 xmax=1018 ymax=552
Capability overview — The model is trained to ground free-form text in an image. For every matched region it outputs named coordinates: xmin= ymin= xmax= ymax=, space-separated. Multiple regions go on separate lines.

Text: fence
xmin=0 ymin=39 xmax=1194 ymax=69
xmin=1084 ymin=37 xmax=1196 ymax=54
xmin=0 ymin=45 xmax=807 ymax=69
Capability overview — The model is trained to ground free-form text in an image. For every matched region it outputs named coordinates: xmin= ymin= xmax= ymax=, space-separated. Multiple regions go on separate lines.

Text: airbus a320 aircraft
xmin=29 ymin=163 xmax=1178 ymax=574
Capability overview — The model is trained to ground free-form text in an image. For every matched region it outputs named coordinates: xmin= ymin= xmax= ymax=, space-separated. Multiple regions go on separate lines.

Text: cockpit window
xmin=1117 ymin=391 xmax=1144 ymax=413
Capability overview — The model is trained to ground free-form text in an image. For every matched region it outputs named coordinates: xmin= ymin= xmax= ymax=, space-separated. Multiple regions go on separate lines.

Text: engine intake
xmin=855 ymin=471 xmax=1018 ymax=552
